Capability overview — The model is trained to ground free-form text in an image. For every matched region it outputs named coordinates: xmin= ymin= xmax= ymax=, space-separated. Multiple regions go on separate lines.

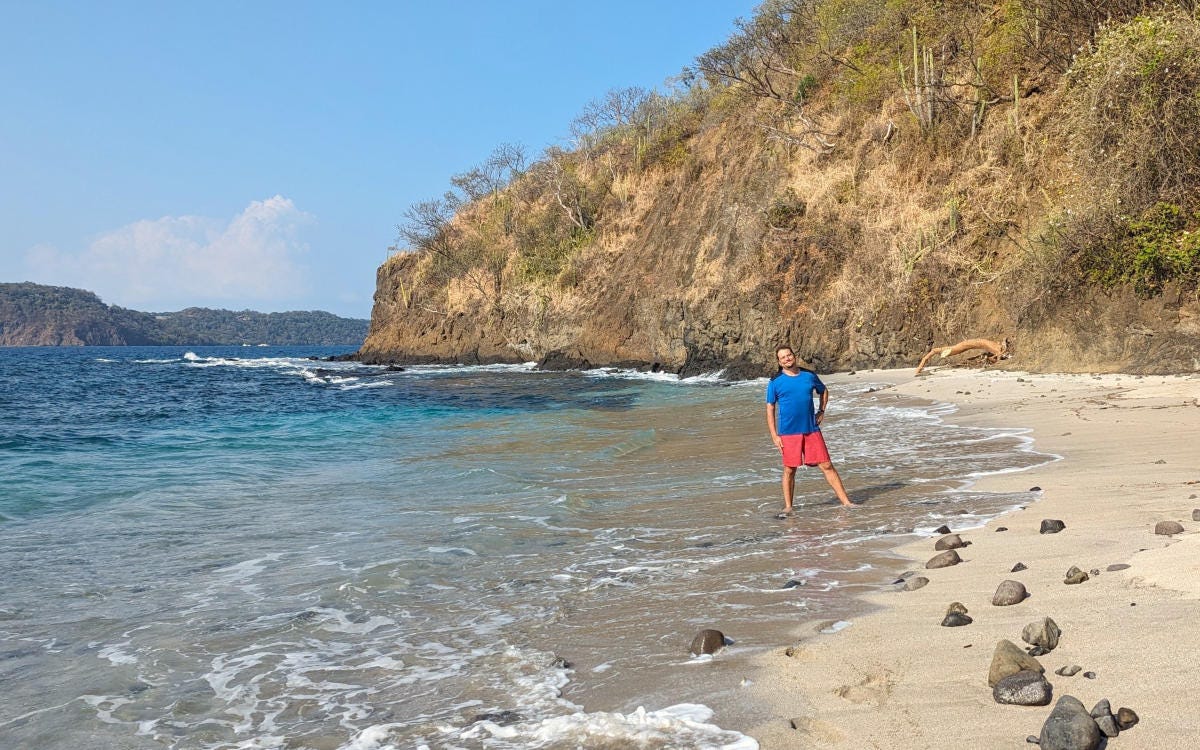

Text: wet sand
xmin=747 ymin=366 xmax=1200 ymax=748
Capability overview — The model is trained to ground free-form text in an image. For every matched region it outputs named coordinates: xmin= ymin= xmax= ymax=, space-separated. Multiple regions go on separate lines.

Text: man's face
xmin=776 ymin=349 xmax=795 ymax=368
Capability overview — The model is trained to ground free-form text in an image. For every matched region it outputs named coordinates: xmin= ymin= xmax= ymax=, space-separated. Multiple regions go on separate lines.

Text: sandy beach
xmin=748 ymin=366 xmax=1200 ymax=749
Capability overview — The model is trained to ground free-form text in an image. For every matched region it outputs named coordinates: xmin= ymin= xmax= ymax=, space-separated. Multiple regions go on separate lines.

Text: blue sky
xmin=0 ymin=1 xmax=756 ymax=318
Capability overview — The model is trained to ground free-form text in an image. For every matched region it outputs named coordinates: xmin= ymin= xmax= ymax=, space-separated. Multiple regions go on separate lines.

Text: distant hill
xmin=0 ymin=283 xmax=368 ymax=346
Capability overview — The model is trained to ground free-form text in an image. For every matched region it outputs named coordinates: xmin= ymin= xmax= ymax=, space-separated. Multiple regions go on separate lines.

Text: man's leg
xmin=817 ymin=461 xmax=853 ymax=506
xmin=781 ymin=465 xmax=797 ymax=512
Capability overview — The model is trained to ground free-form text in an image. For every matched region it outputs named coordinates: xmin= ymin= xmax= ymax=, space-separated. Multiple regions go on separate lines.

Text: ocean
xmin=0 ymin=347 xmax=1049 ymax=749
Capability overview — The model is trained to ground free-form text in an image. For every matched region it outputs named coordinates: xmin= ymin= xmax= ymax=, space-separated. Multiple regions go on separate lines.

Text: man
xmin=765 ymin=346 xmax=853 ymax=515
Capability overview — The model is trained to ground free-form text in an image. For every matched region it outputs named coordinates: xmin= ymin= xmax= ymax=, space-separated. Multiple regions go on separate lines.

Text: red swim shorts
xmin=779 ymin=431 xmax=830 ymax=468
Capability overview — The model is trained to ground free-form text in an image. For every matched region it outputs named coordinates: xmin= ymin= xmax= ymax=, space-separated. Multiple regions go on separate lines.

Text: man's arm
xmin=816 ymin=389 xmax=829 ymax=426
xmin=766 ymin=403 xmax=783 ymax=450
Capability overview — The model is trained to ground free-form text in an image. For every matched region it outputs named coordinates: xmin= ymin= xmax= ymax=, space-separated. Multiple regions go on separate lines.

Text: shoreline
xmin=745 ymin=366 xmax=1200 ymax=748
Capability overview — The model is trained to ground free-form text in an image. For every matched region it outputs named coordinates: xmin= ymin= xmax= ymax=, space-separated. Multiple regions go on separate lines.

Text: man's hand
xmin=772 ymin=434 xmax=783 ymax=451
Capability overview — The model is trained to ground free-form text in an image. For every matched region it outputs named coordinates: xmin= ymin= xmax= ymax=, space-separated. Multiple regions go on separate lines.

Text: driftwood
xmin=915 ymin=338 xmax=1010 ymax=375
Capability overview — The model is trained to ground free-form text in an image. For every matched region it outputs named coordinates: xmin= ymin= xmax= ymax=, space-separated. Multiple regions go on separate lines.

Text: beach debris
xmin=992 ymin=580 xmax=1029 ymax=606
xmin=914 ymin=337 xmax=1009 ymax=375
xmin=689 ymin=629 xmax=726 ymax=656
xmin=989 ymin=639 xmax=1045 ymax=686
xmin=993 ymin=669 xmax=1052 ymax=705
xmin=933 ymin=524 xmax=952 ymax=535
xmin=1106 ymin=563 xmax=1130 ymax=571
xmin=1154 ymin=520 xmax=1184 ymax=536
xmin=1039 ymin=695 xmax=1102 ymax=750
xmin=926 ymin=550 xmax=963 ymax=569
xmin=1116 ymin=707 xmax=1139 ymax=730
xmin=941 ymin=602 xmax=973 ymax=627
xmin=1022 ymin=617 xmax=1061 ymax=653
xmin=1012 ymin=562 xmax=1028 ymax=572
xmin=1040 ymin=519 xmax=1066 ymax=534
xmin=902 ymin=576 xmax=930 ymax=591
xmin=934 ymin=533 xmax=970 ymax=551
xmin=1055 ymin=665 xmax=1082 ymax=677
xmin=1064 ymin=566 xmax=1090 ymax=585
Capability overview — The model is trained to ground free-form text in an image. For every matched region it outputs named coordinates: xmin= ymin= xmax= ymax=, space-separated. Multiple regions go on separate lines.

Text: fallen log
xmin=915 ymin=338 xmax=1009 ymax=375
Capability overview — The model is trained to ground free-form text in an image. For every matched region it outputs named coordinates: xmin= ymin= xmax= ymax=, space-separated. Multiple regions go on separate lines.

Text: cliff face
xmin=361 ymin=6 xmax=1200 ymax=378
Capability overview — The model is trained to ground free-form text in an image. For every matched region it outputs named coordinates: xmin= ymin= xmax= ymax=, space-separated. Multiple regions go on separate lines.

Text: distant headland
xmin=0 ymin=282 xmax=368 ymax=346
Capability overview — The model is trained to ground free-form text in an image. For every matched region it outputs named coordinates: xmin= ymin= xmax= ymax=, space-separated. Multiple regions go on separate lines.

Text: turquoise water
xmin=0 ymin=347 xmax=1048 ymax=749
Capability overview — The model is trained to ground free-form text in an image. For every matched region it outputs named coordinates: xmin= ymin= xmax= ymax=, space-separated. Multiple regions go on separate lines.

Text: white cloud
xmin=25 ymin=196 xmax=314 ymax=311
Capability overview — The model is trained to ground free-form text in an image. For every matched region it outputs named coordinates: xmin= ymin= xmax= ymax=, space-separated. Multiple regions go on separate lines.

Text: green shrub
xmin=1088 ymin=202 xmax=1200 ymax=295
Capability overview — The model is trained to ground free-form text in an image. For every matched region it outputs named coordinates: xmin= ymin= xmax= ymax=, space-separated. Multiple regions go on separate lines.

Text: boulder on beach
xmin=1040 ymin=519 xmax=1066 ymax=534
xmin=1022 ymin=617 xmax=1061 ymax=652
xmin=689 ymin=629 xmax=726 ymax=656
xmin=934 ymin=534 xmax=969 ymax=551
xmin=1064 ymin=566 xmax=1090 ymax=585
xmin=926 ymin=549 xmax=962 ymax=569
xmin=993 ymin=669 xmax=1052 ymax=706
xmin=992 ymin=579 xmax=1029 ymax=606
xmin=989 ymin=639 xmax=1045 ymax=687
xmin=933 ymin=524 xmax=952 ymax=535
xmin=902 ymin=576 xmax=930 ymax=591
xmin=1039 ymin=695 xmax=1102 ymax=750
xmin=1116 ymin=707 xmax=1139 ymax=730
xmin=1154 ymin=520 xmax=1184 ymax=536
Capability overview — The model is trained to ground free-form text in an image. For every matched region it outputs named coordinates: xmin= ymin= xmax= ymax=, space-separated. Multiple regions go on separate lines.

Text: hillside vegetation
xmin=0 ymin=283 xmax=368 ymax=346
xmin=362 ymin=0 xmax=1200 ymax=376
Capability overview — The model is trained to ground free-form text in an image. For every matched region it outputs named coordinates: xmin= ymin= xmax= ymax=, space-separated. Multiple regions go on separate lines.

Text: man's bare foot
xmin=775 ymin=508 xmax=794 ymax=519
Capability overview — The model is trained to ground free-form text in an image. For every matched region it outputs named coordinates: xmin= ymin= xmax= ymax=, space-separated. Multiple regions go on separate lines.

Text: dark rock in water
xmin=783 ymin=579 xmax=806 ymax=589
xmin=689 ymin=629 xmax=726 ymax=656
xmin=1106 ymin=563 xmax=1131 ymax=571
xmin=902 ymin=576 xmax=930 ymax=591
xmin=989 ymin=639 xmax=1045 ymax=686
xmin=537 ymin=350 xmax=593 ymax=371
xmin=1116 ymin=707 xmax=1139 ymax=730
xmin=1012 ymin=562 xmax=1028 ymax=572
xmin=1029 ymin=486 xmax=1042 ymax=492
xmin=1154 ymin=520 xmax=1184 ymax=536
xmin=941 ymin=612 xmax=973 ymax=627
xmin=933 ymin=524 xmax=953 ymax=535
xmin=934 ymin=534 xmax=970 ymax=551
xmin=926 ymin=549 xmax=963 ymax=569
xmin=1039 ymin=695 xmax=1102 ymax=750
xmin=1094 ymin=714 xmax=1119 ymax=738
xmin=552 ymin=656 xmax=571 ymax=669
xmin=996 ymin=526 xmax=1009 ymax=532
xmin=992 ymin=580 xmax=1029 ymax=606
xmin=473 ymin=710 xmax=522 ymax=725
xmin=1089 ymin=699 xmax=1111 ymax=719
xmin=993 ymin=669 xmax=1052 ymax=705
xmin=1040 ymin=519 xmax=1066 ymax=534
xmin=1064 ymin=566 xmax=1089 ymax=585
xmin=1055 ymin=665 xmax=1082 ymax=677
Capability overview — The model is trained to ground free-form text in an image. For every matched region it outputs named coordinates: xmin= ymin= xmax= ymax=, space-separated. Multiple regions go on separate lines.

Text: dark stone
xmin=946 ymin=602 xmax=968 ymax=615
xmin=925 ymin=549 xmax=963 ymax=569
xmin=1029 ymin=486 xmax=1042 ymax=492
xmin=993 ymin=669 xmax=1053 ymax=706
xmin=1055 ymin=665 xmax=1082 ymax=677
xmin=1083 ymin=671 xmax=1096 ymax=679
xmin=996 ymin=526 xmax=1009 ymax=532
xmin=1027 ymin=736 xmax=1041 ymax=744
xmin=1040 ymin=519 xmax=1066 ymax=534
xmin=902 ymin=576 xmax=930 ymax=591
xmin=1022 ymin=617 xmax=1061 ymax=652
xmin=552 ymin=656 xmax=571 ymax=669
xmin=1089 ymin=568 xmax=1100 ymax=577
xmin=689 ymin=629 xmax=726 ymax=656
xmin=1064 ymin=566 xmax=1089 ymax=585
xmin=1106 ymin=563 xmax=1131 ymax=571
xmin=941 ymin=612 xmax=973 ymax=627
xmin=537 ymin=349 xmax=593 ymax=371
xmin=1094 ymin=714 xmax=1119 ymax=738
xmin=992 ymin=580 xmax=1029 ymax=606
xmin=934 ymin=524 xmax=953 ymax=535
xmin=1012 ymin=562 xmax=1028 ymax=572
xmin=1089 ymin=699 xmax=1111 ymax=719
xmin=935 ymin=534 xmax=970 ymax=551
xmin=1039 ymin=695 xmax=1102 ymax=750
xmin=1192 ymin=509 xmax=1200 ymax=521
xmin=1115 ymin=707 xmax=1139 ymax=730
xmin=783 ymin=579 xmax=806 ymax=589
xmin=1155 ymin=520 xmax=1184 ymax=536
xmin=473 ymin=710 xmax=522 ymax=725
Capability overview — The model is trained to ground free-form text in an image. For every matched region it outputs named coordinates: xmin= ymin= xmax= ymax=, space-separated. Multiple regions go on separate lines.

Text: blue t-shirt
xmin=765 ymin=370 xmax=826 ymax=435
